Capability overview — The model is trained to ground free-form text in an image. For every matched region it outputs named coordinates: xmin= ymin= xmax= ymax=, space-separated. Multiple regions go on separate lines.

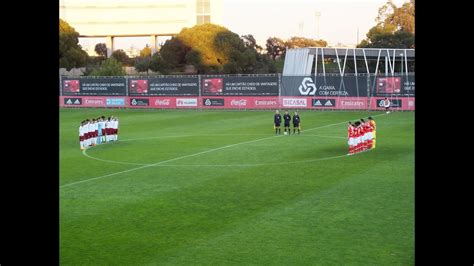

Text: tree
xmin=59 ymin=19 xmax=88 ymax=70
xmin=111 ymin=49 xmax=131 ymax=66
xmin=158 ymin=23 xmax=275 ymax=73
xmin=376 ymin=0 xmax=414 ymax=33
xmin=149 ymin=53 xmax=172 ymax=74
xmin=139 ymin=45 xmax=152 ymax=57
xmin=94 ymin=43 xmax=107 ymax=58
xmin=214 ymin=31 xmax=246 ymax=62
xmin=282 ymin=37 xmax=327 ymax=59
xmin=363 ymin=30 xmax=414 ymax=48
xmin=176 ymin=23 xmax=230 ymax=67
xmin=388 ymin=0 xmax=415 ymax=33
xmin=213 ymin=31 xmax=259 ymax=74
xmin=159 ymin=38 xmax=191 ymax=69
xmin=184 ymin=50 xmax=206 ymax=72
xmin=285 ymin=36 xmax=327 ymax=48
xmin=358 ymin=0 xmax=414 ymax=48
xmin=134 ymin=56 xmax=152 ymax=75
xmin=241 ymin=34 xmax=263 ymax=53
xmin=266 ymin=37 xmax=286 ymax=60
xmin=89 ymin=58 xmax=125 ymax=76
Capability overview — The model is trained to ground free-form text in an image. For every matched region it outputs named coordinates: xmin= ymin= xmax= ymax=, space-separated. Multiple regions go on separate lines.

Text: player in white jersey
xmin=86 ymin=120 xmax=92 ymax=147
xmin=114 ymin=117 xmax=119 ymax=141
xmin=105 ymin=117 xmax=112 ymax=142
xmin=83 ymin=120 xmax=89 ymax=147
xmin=96 ymin=117 xmax=101 ymax=145
xmin=79 ymin=121 xmax=84 ymax=150
xmin=100 ymin=116 xmax=106 ymax=143
xmin=92 ymin=119 xmax=97 ymax=146
xmin=383 ymin=97 xmax=391 ymax=114
xmin=88 ymin=119 xmax=94 ymax=147
xmin=109 ymin=116 xmax=115 ymax=141
xmin=109 ymin=116 xmax=117 ymax=141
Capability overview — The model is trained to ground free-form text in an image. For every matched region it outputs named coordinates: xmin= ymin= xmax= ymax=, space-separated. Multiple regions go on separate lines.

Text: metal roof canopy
xmin=283 ymin=47 xmax=415 ymax=76
xmin=307 ymin=47 xmax=414 ymax=59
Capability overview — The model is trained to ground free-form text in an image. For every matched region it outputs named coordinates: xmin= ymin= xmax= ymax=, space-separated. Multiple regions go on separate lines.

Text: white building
xmin=60 ymin=0 xmax=223 ymax=56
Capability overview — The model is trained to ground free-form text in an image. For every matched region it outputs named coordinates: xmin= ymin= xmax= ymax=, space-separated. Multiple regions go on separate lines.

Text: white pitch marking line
xmin=82 ymin=134 xmax=346 ymax=166
xmin=63 ymin=136 xmax=284 ymax=188
xmin=62 ymin=113 xmax=385 ymax=188
xmin=107 ymin=133 xmax=346 ymax=143
xmin=82 ymin=149 xmax=148 ymax=166
xmin=146 ymin=154 xmax=351 ymax=167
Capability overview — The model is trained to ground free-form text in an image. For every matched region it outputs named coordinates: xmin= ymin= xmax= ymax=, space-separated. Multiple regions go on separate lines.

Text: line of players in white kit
xmin=79 ymin=116 xmax=119 ymax=150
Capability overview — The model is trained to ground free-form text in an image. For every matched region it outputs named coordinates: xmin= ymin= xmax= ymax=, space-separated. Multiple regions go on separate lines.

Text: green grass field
xmin=60 ymin=108 xmax=414 ymax=265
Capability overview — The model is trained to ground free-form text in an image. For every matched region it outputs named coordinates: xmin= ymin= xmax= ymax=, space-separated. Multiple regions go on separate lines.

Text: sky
xmin=76 ymin=0 xmax=409 ymax=54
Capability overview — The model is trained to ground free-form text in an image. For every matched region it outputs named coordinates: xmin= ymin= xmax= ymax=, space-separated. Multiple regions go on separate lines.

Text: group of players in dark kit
xmin=274 ymin=110 xmax=301 ymax=135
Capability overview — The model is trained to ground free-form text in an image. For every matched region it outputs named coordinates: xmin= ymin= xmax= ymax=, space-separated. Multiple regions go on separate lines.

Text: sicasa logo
xmin=298 ymin=77 xmax=317 ymax=95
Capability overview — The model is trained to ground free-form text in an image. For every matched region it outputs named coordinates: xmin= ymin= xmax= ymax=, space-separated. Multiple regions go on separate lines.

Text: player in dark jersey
xmin=292 ymin=111 xmax=301 ymax=134
xmin=274 ymin=110 xmax=282 ymax=134
xmin=283 ymin=110 xmax=291 ymax=135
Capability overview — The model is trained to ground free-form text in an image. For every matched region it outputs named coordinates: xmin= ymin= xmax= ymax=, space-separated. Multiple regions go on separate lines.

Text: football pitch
xmin=60 ymin=108 xmax=414 ymax=265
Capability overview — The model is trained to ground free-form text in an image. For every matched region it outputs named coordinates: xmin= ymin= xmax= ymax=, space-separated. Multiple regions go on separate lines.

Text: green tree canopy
xmin=149 ymin=53 xmax=172 ymax=74
xmin=358 ymin=0 xmax=414 ymax=48
xmin=89 ymin=58 xmax=125 ymax=76
xmin=94 ymin=43 xmax=107 ymax=58
xmin=266 ymin=37 xmax=286 ymax=60
xmin=157 ymin=23 xmax=279 ymax=74
xmin=241 ymin=34 xmax=263 ymax=52
xmin=111 ymin=49 xmax=131 ymax=66
xmin=376 ymin=0 xmax=414 ymax=33
xmin=160 ymin=38 xmax=191 ymax=68
xmin=285 ymin=37 xmax=327 ymax=49
xmin=134 ymin=56 xmax=152 ymax=74
xmin=176 ymin=23 xmax=230 ymax=66
xmin=59 ymin=19 xmax=88 ymax=70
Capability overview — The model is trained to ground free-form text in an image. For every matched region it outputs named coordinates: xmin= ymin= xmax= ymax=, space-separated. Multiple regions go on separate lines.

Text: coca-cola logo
xmin=155 ymin=99 xmax=171 ymax=106
xmin=231 ymin=99 xmax=247 ymax=106
xmin=255 ymin=100 xmax=277 ymax=106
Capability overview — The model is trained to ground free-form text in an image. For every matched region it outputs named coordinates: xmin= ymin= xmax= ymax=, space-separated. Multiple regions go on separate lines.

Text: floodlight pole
xmin=315 ymin=11 xmax=321 ymax=39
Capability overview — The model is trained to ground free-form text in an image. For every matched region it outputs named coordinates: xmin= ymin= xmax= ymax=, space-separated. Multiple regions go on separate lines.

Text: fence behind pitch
xmin=60 ymin=74 xmax=414 ymax=111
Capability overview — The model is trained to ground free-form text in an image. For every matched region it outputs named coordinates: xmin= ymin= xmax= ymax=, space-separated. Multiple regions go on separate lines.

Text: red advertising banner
xmin=200 ymin=97 xmax=280 ymax=109
xmin=128 ymin=97 xmax=199 ymax=108
xmin=337 ymin=98 xmax=368 ymax=109
xmin=60 ymin=96 xmax=127 ymax=107
xmin=286 ymin=97 xmax=369 ymax=109
xmin=281 ymin=97 xmax=309 ymax=108
xmin=60 ymin=96 xmax=414 ymax=110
